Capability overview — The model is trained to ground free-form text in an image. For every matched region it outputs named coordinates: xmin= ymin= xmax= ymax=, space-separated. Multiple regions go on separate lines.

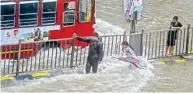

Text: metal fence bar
xmin=182 ymin=28 xmax=186 ymax=54
xmin=107 ymin=36 xmax=110 ymax=56
xmin=186 ymin=25 xmax=190 ymax=55
xmin=144 ymin=33 xmax=148 ymax=57
xmin=190 ymin=27 xmax=193 ymax=52
xmin=16 ymin=40 xmax=21 ymax=79
xmin=70 ymin=39 xmax=75 ymax=68
xmin=155 ymin=32 xmax=158 ymax=58
xmin=58 ymin=41 xmax=62 ymax=68
xmin=148 ymin=33 xmax=151 ymax=59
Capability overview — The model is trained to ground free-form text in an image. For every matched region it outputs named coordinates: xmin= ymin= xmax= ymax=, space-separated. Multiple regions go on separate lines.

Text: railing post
xmin=16 ymin=39 xmax=22 ymax=79
xmin=185 ymin=24 xmax=190 ymax=55
xmin=140 ymin=29 xmax=144 ymax=56
xmin=70 ymin=38 xmax=75 ymax=68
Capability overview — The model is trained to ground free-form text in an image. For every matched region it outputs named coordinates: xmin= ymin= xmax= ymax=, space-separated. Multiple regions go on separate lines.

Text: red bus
xmin=1 ymin=0 xmax=96 ymax=59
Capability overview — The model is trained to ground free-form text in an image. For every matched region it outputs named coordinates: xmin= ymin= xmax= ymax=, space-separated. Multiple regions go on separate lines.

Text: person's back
xmin=87 ymin=39 xmax=103 ymax=62
xmin=74 ymin=33 xmax=104 ymax=73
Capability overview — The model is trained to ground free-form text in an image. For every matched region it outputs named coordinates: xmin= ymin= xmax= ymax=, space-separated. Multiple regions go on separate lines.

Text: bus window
xmin=63 ymin=2 xmax=75 ymax=26
xmin=1 ymin=3 xmax=15 ymax=28
xmin=79 ymin=0 xmax=92 ymax=22
xmin=42 ymin=0 xmax=56 ymax=25
xmin=19 ymin=2 xmax=38 ymax=27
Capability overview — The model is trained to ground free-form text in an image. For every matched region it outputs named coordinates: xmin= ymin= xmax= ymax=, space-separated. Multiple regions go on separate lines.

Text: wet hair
xmin=93 ymin=32 xmax=99 ymax=38
xmin=173 ymin=16 xmax=178 ymax=20
xmin=122 ymin=41 xmax=134 ymax=50
xmin=122 ymin=41 xmax=129 ymax=46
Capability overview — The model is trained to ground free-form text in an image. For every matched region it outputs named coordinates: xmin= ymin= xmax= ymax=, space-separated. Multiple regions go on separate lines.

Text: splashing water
xmin=1 ymin=55 xmax=154 ymax=92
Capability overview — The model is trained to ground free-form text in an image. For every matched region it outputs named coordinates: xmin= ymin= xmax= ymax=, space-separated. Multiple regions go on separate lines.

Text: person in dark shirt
xmin=73 ymin=32 xmax=104 ymax=74
xmin=166 ymin=16 xmax=183 ymax=56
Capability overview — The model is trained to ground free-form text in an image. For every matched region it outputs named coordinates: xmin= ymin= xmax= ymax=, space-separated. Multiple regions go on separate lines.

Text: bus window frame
xmin=78 ymin=0 xmax=92 ymax=23
xmin=63 ymin=1 xmax=76 ymax=27
xmin=1 ymin=2 xmax=16 ymax=29
xmin=42 ymin=0 xmax=57 ymax=26
xmin=19 ymin=1 xmax=39 ymax=27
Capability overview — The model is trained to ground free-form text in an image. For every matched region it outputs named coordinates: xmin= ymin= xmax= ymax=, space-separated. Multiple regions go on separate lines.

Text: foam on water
xmin=1 ymin=55 xmax=154 ymax=92
xmin=95 ymin=18 xmax=125 ymax=35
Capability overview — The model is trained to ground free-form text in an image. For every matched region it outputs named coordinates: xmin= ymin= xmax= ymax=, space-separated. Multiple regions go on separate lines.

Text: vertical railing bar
xmin=34 ymin=43 xmax=38 ymax=72
xmin=47 ymin=42 xmax=50 ymax=69
xmin=26 ymin=43 xmax=30 ymax=72
xmin=62 ymin=41 xmax=66 ymax=68
xmin=121 ymin=35 xmax=125 ymax=56
xmin=103 ymin=37 xmax=106 ymax=56
xmin=62 ymin=46 xmax=66 ymax=68
xmin=30 ymin=43 xmax=34 ymax=72
xmin=151 ymin=33 xmax=155 ymax=59
xmin=54 ymin=42 xmax=58 ymax=68
xmin=8 ymin=45 xmax=11 ymax=74
xmin=190 ymin=27 xmax=193 ymax=52
xmin=58 ymin=41 xmax=62 ymax=68
xmin=79 ymin=47 xmax=83 ymax=65
xmin=107 ymin=36 xmax=110 ymax=56
xmin=179 ymin=30 xmax=182 ymax=55
xmin=175 ymin=31 xmax=179 ymax=55
xmin=75 ymin=46 xmax=79 ymax=66
xmin=148 ymin=33 xmax=151 ymax=59
xmin=50 ymin=42 xmax=54 ymax=69
xmin=70 ymin=39 xmax=75 ymax=68
xmin=118 ymin=36 xmax=121 ymax=55
xmin=42 ymin=42 xmax=46 ymax=69
xmin=169 ymin=30 xmax=172 ymax=56
xmin=145 ymin=33 xmax=148 ymax=58
xmin=162 ymin=31 xmax=165 ymax=57
xmin=3 ymin=45 xmax=8 ymax=75
xmin=158 ymin=31 xmax=161 ymax=58
xmin=38 ymin=43 xmax=42 ymax=70
xmin=155 ymin=32 xmax=158 ymax=58
xmin=140 ymin=29 xmax=144 ymax=57
xmin=111 ymin=36 xmax=114 ymax=56
xmin=182 ymin=28 xmax=186 ymax=54
xmin=83 ymin=46 xmax=87 ymax=64
xmin=115 ymin=36 xmax=118 ymax=54
xmin=185 ymin=26 xmax=189 ymax=55
xmin=16 ymin=40 xmax=21 ymax=79
xmin=21 ymin=44 xmax=25 ymax=73
xmin=11 ymin=45 xmax=16 ymax=74
xmin=66 ymin=43 xmax=70 ymax=67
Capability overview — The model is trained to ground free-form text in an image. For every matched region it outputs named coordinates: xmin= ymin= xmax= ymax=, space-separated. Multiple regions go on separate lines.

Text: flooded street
xmin=96 ymin=0 xmax=193 ymax=32
xmin=1 ymin=0 xmax=193 ymax=92
xmin=96 ymin=0 xmax=193 ymax=92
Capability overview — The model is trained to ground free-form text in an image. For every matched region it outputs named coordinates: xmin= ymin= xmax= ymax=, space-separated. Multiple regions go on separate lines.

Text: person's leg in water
xmin=86 ymin=62 xmax=92 ymax=74
xmin=92 ymin=62 xmax=98 ymax=73
xmin=166 ymin=46 xmax=169 ymax=56
xmin=170 ymin=46 xmax=174 ymax=56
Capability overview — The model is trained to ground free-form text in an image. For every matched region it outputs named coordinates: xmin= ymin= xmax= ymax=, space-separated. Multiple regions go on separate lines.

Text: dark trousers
xmin=86 ymin=61 xmax=98 ymax=74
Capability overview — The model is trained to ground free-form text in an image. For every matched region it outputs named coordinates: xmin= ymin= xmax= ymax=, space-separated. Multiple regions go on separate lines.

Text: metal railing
xmin=1 ymin=24 xmax=193 ymax=77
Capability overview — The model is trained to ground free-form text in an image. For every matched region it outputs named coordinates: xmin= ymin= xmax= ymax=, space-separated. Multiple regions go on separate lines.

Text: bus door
xmin=75 ymin=0 xmax=95 ymax=47
xmin=61 ymin=0 xmax=77 ymax=38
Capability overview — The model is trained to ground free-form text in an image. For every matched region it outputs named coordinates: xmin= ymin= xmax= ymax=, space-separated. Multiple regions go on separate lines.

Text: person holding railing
xmin=166 ymin=16 xmax=183 ymax=56
xmin=73 ymin=32 xmax=104 ymax=74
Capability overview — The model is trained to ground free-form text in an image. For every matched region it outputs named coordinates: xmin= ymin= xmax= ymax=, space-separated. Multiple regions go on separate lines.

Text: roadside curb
xmin=153 ymin=58 xmax=192 ymax=65
xmin=0 ymin=71 xmax=63 ymax=82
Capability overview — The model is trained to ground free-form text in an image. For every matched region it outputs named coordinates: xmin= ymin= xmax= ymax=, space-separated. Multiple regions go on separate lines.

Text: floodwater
xmin=96 ymin=0 xmax=193 ymax=92
xmin=1 ymin=56 xmax=154 ymax=92
xmin=1 ymin=0 xmax=193 ymax=92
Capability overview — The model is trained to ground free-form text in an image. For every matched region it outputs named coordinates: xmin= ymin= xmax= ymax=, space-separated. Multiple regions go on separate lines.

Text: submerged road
xmin=95 ymin=0 xmax=193 ymax=92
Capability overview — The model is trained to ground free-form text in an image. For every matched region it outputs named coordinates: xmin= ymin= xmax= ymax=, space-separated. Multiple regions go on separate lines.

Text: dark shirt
xmin=76 ymin=37 xmax=104 ymax=62
xmin=170 ymin=21 xmax=183 ymax=29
